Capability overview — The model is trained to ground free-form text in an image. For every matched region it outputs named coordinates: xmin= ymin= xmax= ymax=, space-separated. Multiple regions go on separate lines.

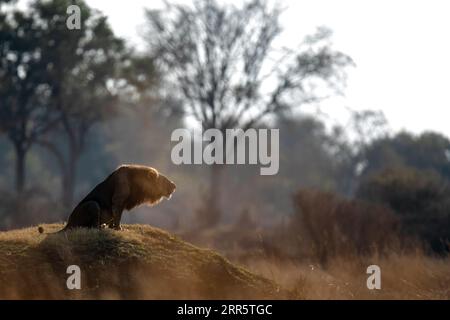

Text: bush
xmin=356 ymin=166 xmax=450 ymax=253
xmin=291 ymin=189 xmax=400 ymax=266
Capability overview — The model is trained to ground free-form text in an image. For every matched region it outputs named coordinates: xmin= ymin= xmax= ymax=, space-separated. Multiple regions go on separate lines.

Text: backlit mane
xmin=119 ymin=164 xmax=166 ymax=210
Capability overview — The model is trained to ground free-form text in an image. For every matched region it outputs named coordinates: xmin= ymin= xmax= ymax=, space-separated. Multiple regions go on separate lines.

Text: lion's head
xmin=157 ymin=173 xmax=177 ymax=200
xmin=120 ymin=165 xmax=176 ymax=210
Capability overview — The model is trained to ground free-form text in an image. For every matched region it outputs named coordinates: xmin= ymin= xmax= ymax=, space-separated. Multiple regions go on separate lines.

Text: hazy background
xmin=88 ymin=0 xmax=450 ymax=135
xmin=1 ymin=0 xmax=450 ymax=270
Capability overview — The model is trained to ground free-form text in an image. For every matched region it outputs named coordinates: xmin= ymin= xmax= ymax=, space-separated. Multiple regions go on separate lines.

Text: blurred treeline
xmin=1 ymin=0 xmax=449 ymax=259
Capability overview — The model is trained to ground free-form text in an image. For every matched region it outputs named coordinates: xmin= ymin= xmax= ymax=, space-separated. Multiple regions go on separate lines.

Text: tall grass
xmin=182 ymin=189 xmax=450 ymax=299
xmin=245 ymin=251 xmax=450 ymax=299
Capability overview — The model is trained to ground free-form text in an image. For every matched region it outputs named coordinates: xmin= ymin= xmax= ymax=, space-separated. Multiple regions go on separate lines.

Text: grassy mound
xmin=0 ymin=224 xmax=285 ymax=299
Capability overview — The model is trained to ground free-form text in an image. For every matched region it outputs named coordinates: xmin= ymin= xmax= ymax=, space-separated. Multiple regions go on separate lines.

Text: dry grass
xmin=2 ymin=223 xmax=448 ymax=300
xmin=245 ymin=252 xmax=450 ymax=299
xmin=0 ymin=224 xmax=284 ymax=300
xmin=181 ymin=223 xmax=450 ymax=300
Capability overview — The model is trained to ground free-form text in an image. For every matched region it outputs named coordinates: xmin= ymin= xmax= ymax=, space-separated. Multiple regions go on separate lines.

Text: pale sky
xmin=88 ymin=0 xmax=450 ymax=136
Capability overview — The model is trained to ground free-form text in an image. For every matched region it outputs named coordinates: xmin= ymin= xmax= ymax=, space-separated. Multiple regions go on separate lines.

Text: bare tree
xmin=145 ymin=0 xmax=353 ymax=227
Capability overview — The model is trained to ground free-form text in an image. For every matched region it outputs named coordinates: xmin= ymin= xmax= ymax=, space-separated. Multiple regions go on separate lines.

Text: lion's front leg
xmin=111 ymin=207 xmax=124 ymax=230
xmin=110 ymin=174 xmax=129 ymax=231
xmin=112 ymin=212 xmax=123 ymax=230
xmin=111 ymin=179 xmax=129 ymax=231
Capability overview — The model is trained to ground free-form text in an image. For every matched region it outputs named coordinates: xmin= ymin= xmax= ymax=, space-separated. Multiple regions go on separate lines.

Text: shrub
xmin=356 ymin=166 xmax=450 ymax=253
xmin=292 ymin=189 xmax=400 ymax=266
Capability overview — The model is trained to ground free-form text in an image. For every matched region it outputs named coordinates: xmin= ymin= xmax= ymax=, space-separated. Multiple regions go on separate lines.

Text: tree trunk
xmin=11 ymin=143 xmax=28 ymax=227
xmin=197 ymin=163 xmax=224 ymax=228
xmin=62 ymin=153 xmax=78 ymax=209
xmin=36 ymin=139 xmax=79 ymax=211
xmin=14 ymin=144 xmax=26 ymax=195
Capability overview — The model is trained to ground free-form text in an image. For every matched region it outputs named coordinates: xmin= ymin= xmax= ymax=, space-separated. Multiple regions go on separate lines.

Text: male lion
xmin=39 ymin=164 xmax=176 ymax=233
